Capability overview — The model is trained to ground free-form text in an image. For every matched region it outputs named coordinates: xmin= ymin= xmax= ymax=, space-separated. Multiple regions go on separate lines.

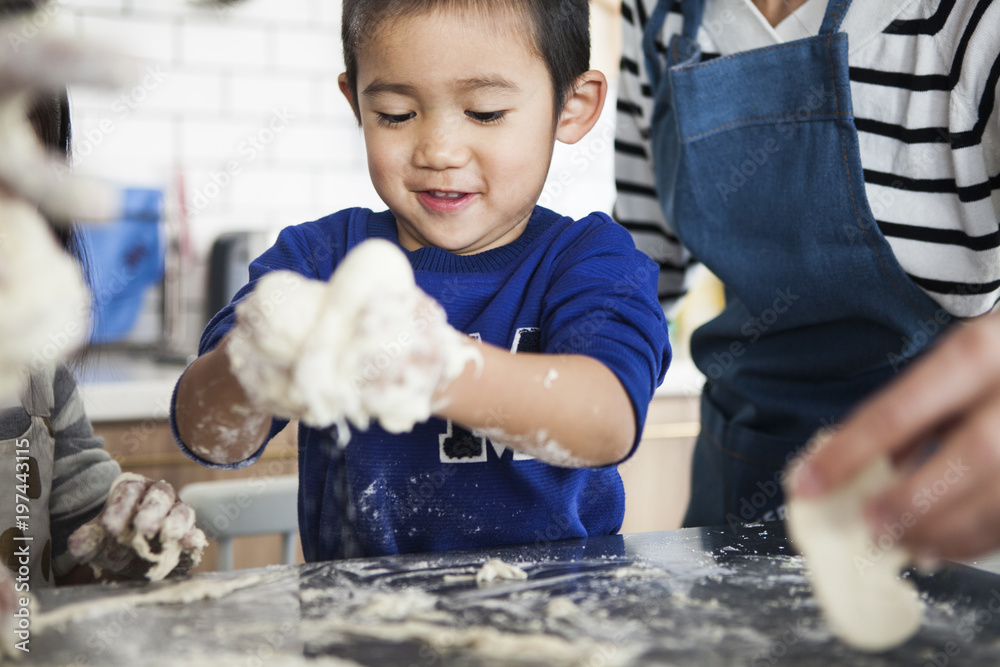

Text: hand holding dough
xmin=68 ymin=473 xmax=208 ymax=582
xmin=227 ymin=239 xmax=480 ymax=441
xmin=786 ymin=435 xmax=922 ymax=652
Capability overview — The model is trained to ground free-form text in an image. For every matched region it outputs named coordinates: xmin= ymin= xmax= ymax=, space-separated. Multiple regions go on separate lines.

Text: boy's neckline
xmin=365 ymin=206 xmax=560 ymax=273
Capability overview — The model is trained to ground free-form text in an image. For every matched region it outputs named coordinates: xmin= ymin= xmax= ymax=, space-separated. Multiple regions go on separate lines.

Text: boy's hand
xmin=227 ymin=240 xmax=479 ymax=440
xmin=787 ymin=313 xmax=1000 ymax=561
xmin=68 ymin=473 xmax=207 ymax=581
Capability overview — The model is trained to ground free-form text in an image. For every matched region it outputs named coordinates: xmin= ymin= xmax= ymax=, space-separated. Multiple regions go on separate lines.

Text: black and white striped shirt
xmin=615 ymin=0 xmax=1000 ymax=317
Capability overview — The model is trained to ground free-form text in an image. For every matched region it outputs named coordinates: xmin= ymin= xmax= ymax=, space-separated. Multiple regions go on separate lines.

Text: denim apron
xmin=643 ymin=0 xmax=953 ymax=527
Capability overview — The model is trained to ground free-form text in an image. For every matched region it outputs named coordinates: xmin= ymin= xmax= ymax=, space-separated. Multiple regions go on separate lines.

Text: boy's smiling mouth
xmin=417 ymin=189 xmax=477 ymax=213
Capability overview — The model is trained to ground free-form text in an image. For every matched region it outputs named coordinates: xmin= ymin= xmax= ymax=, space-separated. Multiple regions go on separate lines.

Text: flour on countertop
xmin=34 ymin=571 xmax=286 ymax=632
xmin=301 ymin=617 xmax=638 ymax=667
xmin=360 ymin=588 xmax=438 ymax=620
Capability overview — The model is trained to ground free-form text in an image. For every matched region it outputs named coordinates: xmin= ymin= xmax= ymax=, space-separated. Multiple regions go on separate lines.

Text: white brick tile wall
xmin=269 ymin=121 xmax=356 ymax=167
xmin=72 ymin=115 xmax=177 ymax=183
xmin=179 ymin=118 xmax=263 ymax=165
xmin=147 ymin=70 xmax=225 ymax=114
xmin=235 ymin=0 xmax=313 ymax=24
xmin=79 ymin=14 xmax=175 ymax=64
xmin=180 ymin=22 xmax=270 ymax=68
xmin=273 ymin=27 xmax=339 ymax=73
xmin=230 ymin=72 xmax=312 ymax=116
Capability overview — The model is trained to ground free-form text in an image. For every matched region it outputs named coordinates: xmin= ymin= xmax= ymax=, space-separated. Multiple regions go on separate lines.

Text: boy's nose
xmin=413 ymin=122 xmax=470 ymax=170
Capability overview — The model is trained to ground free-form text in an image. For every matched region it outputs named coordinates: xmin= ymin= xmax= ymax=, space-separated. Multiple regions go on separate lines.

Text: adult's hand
xmin=68 ymin=473 xmax=207 ymax=581
xmin=788 ymin=312 xmax=1000 ymax=561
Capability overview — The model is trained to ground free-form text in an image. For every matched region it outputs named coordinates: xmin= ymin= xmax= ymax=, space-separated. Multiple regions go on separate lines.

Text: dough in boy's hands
xmin=227 ymin=239 xmax=480 ymax=442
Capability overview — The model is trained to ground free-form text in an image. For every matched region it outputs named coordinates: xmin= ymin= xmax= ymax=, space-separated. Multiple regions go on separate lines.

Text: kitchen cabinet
xmin=619 ymin=394 xmax=699 ymax=534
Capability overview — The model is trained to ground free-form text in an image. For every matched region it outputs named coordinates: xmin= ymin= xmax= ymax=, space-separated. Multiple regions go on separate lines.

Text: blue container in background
xmin=80 ymin=187 xmax=165 ymax=344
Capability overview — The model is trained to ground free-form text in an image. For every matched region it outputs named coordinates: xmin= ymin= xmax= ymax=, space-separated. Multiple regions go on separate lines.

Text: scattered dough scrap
xmin=786 ymin=456 xmax=922 ymax=652
xmin=545 ymin=597 xmax=580 ymax=619
xmin=475 ymin=558 xmax=528 ymax=585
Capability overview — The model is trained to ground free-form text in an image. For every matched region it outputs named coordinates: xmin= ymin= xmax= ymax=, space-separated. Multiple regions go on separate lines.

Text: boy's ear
xmin=338 ymin=73 xmax=361 ymax=123
xmin=555 ymin=70 xmax=608 ymax=145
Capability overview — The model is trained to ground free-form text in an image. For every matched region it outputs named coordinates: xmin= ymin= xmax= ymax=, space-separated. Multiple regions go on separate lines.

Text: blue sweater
xmin=171 ymin=207 xmax=670 ymax=560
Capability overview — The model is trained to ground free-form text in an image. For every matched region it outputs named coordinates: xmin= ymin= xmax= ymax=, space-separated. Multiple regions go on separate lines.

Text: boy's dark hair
xmin=341 ymin=0 xmax=591 ymax=122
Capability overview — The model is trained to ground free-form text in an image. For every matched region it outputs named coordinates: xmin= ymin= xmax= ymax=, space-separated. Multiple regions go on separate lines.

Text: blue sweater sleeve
xmin=542 ymin=214 xmax=671 ymax=460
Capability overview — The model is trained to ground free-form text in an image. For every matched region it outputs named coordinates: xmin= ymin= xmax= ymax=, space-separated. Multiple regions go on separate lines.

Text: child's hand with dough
xmin=226 ymin=240 xmax=478 ymax=437
xmin=67 ymin=473 xmax=207 ymax=581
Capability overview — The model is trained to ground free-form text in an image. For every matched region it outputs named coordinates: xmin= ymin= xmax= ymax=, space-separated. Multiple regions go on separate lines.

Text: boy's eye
xmin=466 ymin=110 xmax=507 ymax=124
xmin=375 ymin=112 xmax=415 ymax=127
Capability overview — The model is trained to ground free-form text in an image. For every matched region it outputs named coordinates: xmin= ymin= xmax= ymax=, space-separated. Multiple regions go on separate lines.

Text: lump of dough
xmin=475 ymin=558 xmax=528 ymax=585
xmin=0 ymin=193 xmax=89 ymax=395
xmin=228 ymin=239 xmax=479 ymax=440
xmin=786 ymin=456 xmax=922 ymax=652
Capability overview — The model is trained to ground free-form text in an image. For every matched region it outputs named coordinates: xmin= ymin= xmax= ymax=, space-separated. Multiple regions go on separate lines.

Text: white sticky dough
xmin=0 ymin=192 xmax=89 ymax=396
xmin=786 ymin=457 xmax=922 ymax=652
xmin=475 ymin=558 xmax=528 ymax=585
xmin=227 ymin=239 xmax=480 ymax=441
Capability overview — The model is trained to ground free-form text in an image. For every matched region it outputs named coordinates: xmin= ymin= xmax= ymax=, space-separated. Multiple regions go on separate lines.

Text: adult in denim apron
xmin=643 ymin=0 xmax=953 ymax=527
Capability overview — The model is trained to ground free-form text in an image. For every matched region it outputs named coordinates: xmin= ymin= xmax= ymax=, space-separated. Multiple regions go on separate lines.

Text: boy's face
xmin=345 ymin=9 xmax=558 ymax=256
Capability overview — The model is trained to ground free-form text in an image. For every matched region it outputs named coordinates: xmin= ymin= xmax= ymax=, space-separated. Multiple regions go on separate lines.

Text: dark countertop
xmin=20 ymin=523 xmax=1000 ymax=666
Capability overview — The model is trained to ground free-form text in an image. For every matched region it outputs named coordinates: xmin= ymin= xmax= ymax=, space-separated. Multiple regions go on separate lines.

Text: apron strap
xmin=819 ymin=0 xmax=853 ymax=35
xmin=19 ymin=368 xmax=53 ymax=418
xmin=643 ymin=0 xmax=705 ymax=88
xmin=679 ymin=0 xmax=706 ymax=39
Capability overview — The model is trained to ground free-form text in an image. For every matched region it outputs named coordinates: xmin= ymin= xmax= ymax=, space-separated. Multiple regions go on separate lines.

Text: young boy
xmin=171 ymin=0 xmax=670 ymax=561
